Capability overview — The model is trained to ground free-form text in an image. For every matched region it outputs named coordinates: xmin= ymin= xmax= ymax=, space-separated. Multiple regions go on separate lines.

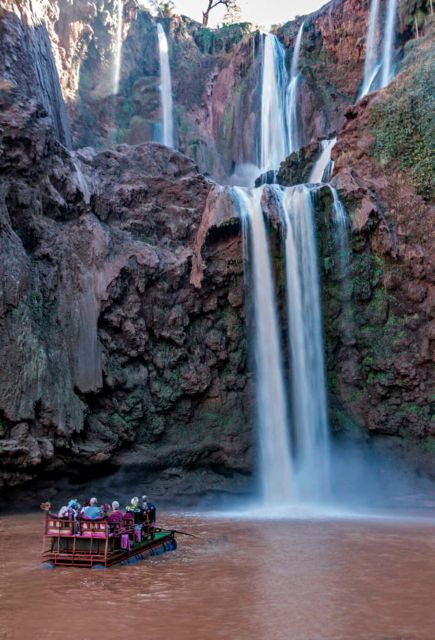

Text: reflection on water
xmin=1 ymin=513 xmax=435 ymax=640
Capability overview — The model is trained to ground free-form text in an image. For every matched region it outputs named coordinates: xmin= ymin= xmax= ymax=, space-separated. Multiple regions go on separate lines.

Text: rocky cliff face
xmin=278 ymin=22 xmax=434 ymax=468
xmin=44 ymin=0 xmax=421 ymax=179
xmin=15 ymin=0 xmax=421 ymax=186
xmin=0 ymin=5 xmax=252 ymax=504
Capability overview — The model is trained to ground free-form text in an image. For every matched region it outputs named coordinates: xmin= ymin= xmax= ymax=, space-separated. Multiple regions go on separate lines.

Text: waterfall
xmin=233 ymin=186 xmax=294 ymax=505
xmin=113 ymin=0 xmax=124 ymax=95
xmin=280 ymin=185 xmax=330 ymax=502
xmin=157 ymin=23 xmax=174 ymax=148
xmin=361 ymin=0 xmax=382 ymax=96
xmin=260 ymin=34 xmax=288 ymax=173
xmin=328 ymin=186 xmax=353 ymax=340
xmin=309 ymin=138 xmax=337 ymax=184
xmin=361 ymin=0 xmax=397 ymax=96
xmin=286 ymin=22 xmax=305 ymax=155
xmin=381 ymin=0 xmax=398 ymax=87
xmin=260 ymin=23 xmax=304 ymax=174
xmin=71 ymin=155 xmax=91 ymax=204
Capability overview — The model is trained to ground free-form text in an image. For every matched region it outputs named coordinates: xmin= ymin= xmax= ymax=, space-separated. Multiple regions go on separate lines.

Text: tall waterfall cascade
xmin=112 ymin=0 xmax=124 ymax=94
xmin=260 ymin=23 xmax=304 ymax=174
xmin=157 ymin=23 xmax=175 ymax=148
xmin=361 ymin=0 xmax=398 ymax=96
xmin=260 ymin=34 xmax=289 ymax=172
xmin=280 ymin=186 xmax=331 ymax=502
xmin=233 ymin=186 xmax=294 ymax=505
xmin=231 ymin=180 xmax=334 ymax=506
xmin=241 ymin=17 xmax=335 ymax=508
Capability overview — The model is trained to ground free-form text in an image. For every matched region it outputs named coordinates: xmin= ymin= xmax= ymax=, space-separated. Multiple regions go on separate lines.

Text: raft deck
xmin=42 ymin=515 xmax=177 ymax=568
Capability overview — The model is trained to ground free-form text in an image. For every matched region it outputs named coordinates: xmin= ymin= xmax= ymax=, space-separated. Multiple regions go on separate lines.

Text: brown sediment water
xmin=1 ymin=512 xmax=435 ymax=640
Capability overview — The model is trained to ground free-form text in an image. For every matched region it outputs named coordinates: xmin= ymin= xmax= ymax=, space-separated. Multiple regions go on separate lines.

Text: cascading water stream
xmin=260 ymin=34 xmax=288 ymax=173
xmin=309 ymin=140 xmax=353 ymax=342
xmin=259 ymin=23 xmax=304 ymax=175
xmin=309 ymin=138 xmax=337 ymax=184
xmin=157 ymin=23 xmax=174 ymax=148
xmin=280 ymin=186 xmax=331 ymax=502
xmin=380 ymin=0 xmax=398 ymax=87
xmin=360 ymin=0 xmax=398 ymax=96
xmin=286 ymin=22 xmax=305 ymax=155
xmin=361 ymin=0 xmax=382 ymax=96
xmin=233 ymin=186 xmax=294 ymax=505
xmin=113 ymin=0 xmax=124 ymax=95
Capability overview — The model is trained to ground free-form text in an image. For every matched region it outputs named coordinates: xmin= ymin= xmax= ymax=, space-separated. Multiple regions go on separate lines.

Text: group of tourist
xmin=55 ymin=495 xmax=156 ymax=526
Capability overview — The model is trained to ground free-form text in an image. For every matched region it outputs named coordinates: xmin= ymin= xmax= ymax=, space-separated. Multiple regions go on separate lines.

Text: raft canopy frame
xmin=42 ymin=513 xmax=177 ymax=568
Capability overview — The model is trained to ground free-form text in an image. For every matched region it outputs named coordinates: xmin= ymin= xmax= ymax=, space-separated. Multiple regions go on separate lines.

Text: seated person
xmin=125 ymin=497 xmax=144 ymax=528
xmin=141 ymin=495 xmax=156 ymax=525
xmin=79 ymin=500 xmax=90 ymax=517
xmin=58 ymin=499 xmax=78 ymax=518
xmin=108 ymin=501 xmax=123 ymax=524
xmin=82 ymin=497 xmax=102 ymax=520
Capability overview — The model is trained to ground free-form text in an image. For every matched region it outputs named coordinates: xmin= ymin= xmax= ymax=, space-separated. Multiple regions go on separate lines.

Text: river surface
xmin=1 ymin=512 xmax=435 ymax=640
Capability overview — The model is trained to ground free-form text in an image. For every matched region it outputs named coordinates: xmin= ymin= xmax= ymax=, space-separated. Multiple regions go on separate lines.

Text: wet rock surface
xmin=316 ymin=25 xmax=434 ymax=470
xmin=0 ymin=8 xmax=251 ymax=504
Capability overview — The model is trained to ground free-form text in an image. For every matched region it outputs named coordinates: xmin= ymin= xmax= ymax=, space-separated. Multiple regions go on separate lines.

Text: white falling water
xmin=280 ymin=185 xmax=330 ymax=503
xmin=329 ymin=186 xmax=348 ymax=228
xmin=71 ymin=157 xmax=91 ymax=204
xmin=380 ymin=0 xmax=398 ymax=87
xmin=112 ymin=0 xmax=124 ymax=95
xmin=286 ymin=22 xmax=305 ymax=155
xmin=328 ymin=186 xmax=353 ymax=340
xmin=260 ymin=34 xmax=288 ymax=172
xmin=233 ymin=186 xmax=294 ymax=505
xmin=360 ymin=0 xmax=398 ymax=96
xmin=360 ymin=0 xmax=382 ymax=96
xmin=259 ymin=24 xmax=305 ymax=175
xmin=157 ymin=23 xmax=174 ymax=148
xmin=309 ymin=137 xmax=337 ymax=184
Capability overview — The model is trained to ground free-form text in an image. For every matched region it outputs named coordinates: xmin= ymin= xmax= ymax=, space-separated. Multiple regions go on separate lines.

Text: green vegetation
xmin=370 ymin=53 xmax=434 ymax=200
xmin=193 ymin=23 xmax=251 ymax=55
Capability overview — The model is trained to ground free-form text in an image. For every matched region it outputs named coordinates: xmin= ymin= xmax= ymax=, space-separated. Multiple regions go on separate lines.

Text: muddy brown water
xmin=1 ymin=512 xmax=435 ymax=640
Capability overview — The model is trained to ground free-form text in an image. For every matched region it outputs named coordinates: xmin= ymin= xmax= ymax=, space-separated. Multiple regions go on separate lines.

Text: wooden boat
xmin=41 ymin=513 xmax=177 ymax=568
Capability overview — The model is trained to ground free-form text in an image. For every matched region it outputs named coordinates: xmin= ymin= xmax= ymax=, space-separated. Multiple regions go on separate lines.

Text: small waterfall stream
xmin=112 ymin=0 xmax=124 ymax=94
xmin=361 ymin=0 xmax=382 ymax=96
xmin=381 ymin=0 xmax=398 ymax=87
xmin=233 ymin=186 xmax=294 ymax=505
xmin=157 ymin=23 xmax=174 ymax=148
xmin=309 ymin=138 xmax=337 ymax=184
xmin=361 ymin=0 xmax=398 ymax=96
xmin=286 ymin=22 xmax=305 ymax=155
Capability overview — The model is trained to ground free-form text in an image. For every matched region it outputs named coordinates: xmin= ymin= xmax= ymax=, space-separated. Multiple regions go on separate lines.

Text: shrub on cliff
xmin=370 ymin=31 xmax=434 ymax=200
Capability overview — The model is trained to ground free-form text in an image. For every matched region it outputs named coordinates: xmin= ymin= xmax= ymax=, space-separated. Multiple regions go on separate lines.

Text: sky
xmin=171 ymin=0 xmax=328 ymax=28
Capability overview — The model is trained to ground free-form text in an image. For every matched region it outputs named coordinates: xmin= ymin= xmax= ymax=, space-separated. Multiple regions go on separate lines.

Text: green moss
xmin=401 ymin=403 xmax=424 ymax=416
xmin=370 ymin=58 xmax=434 ymax=200
xmin=193 ymin=23 xmax=252 ymax=55
xmin=422 ymin=436 xmax=435 ymax=453
xmin=331 ymin=406 xmax=362 ymax=436
xmin=367 ymin=371 xmax=393 ymax=384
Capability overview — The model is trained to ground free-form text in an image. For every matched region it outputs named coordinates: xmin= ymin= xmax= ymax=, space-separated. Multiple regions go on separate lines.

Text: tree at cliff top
xmin=202 ymin=0 xmax=241 ymax=26
xmin=148 ymin=0 xmax=175 ymax=17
